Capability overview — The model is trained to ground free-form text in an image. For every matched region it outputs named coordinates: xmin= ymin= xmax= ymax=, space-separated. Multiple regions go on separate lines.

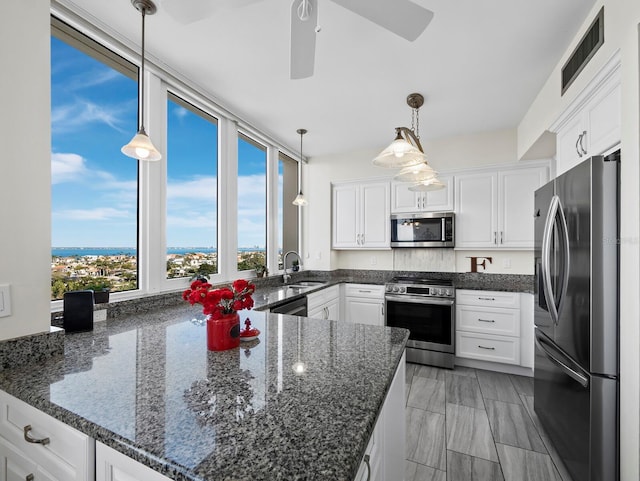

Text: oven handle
xmin=385 ymin=295 xmax=454 ymax=306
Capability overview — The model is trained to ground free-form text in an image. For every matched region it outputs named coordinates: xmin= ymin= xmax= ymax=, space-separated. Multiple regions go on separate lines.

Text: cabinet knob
xmin=23 ymin=425 xmax=50 ymax=445
xmin=26 ymin=475 xmax=34 ymax=481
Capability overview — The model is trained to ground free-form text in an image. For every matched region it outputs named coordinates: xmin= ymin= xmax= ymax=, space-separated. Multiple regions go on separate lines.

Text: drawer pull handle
xmin=478 ymin=345 xmax=496 ymax=350
xmin=26 ymin=475 xmax=34 ymax=481
xmin=478 ymin=318 xmax=495 ymax=323
xmin=478 ymin=297 xmax=495 ymax=301
xmin=23 ymin=425 xmax=50 ymax=445
xmin=358 ymin=290 xmax=372 ymax=293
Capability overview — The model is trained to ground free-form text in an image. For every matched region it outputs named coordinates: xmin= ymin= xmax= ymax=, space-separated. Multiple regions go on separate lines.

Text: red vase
xmin=206 ymin=313 xmax=241 ymax=351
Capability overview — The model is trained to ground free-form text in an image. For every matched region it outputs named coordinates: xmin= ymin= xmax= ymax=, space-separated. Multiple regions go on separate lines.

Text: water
xmin=51 ymin=247 xmax=265 ymax=257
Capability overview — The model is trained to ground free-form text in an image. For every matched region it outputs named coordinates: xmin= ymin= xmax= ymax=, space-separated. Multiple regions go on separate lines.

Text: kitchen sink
xmin=286 ymin=280 xmax=328 ymax=288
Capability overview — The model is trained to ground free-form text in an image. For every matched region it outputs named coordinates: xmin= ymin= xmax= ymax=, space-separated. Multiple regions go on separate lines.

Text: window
xmin=166 ymin=93 xmax=219 ymax=279
xmin=50 ymin=19 xmax=139 ymax=300
xmin=237 ymin=134 xmax=267 ymax=271
xmin=278 ymin=153 xmax=300 ymax=269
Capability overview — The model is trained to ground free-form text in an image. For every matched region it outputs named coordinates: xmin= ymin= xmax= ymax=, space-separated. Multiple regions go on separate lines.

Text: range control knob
xmin=399 ymin=286 xmax=406 ymax=294
xmin=392 ymin=286 xmax=399 ymax=293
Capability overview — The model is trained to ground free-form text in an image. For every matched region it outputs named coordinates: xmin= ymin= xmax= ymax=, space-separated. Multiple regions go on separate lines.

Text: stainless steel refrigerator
xmin=534 ymin=153 xmax=619 ymax=481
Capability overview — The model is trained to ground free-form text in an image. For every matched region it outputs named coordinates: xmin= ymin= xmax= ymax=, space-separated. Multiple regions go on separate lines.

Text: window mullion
xmin=219 ymin=118 xmax=239 ymax=279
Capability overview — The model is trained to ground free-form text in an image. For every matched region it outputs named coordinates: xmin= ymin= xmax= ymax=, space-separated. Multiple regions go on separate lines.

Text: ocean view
xmin=52 ymin=247 xmax=266 ymax=257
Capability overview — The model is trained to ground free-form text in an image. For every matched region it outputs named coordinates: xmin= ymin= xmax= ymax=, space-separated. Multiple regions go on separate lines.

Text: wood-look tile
xmin=405 ymin=460 xmax=447 ymax=481
xmin=447 ymin=450 xmax=504 ymax=481
xmin=406 ymin=407 xmax=447 ymax=470
xmin=509 ymin=374 xmax=534 ymax=396
xmin=476 ymin=370 xmax=522 ymax=404
xmin=485 ymin=399 xmax=546 ymax=453
xmin=520 ymin=394 xmax=574 ymax=481
xmin=496 ymin=443 xmax=563 ymax=481
xmin=446 ymin=403 xmax=499 ymax=462
xmin=449 ymin=366 xmax=478 ymax=378
xmin=408 ymin=376 xmax=445 ymax=414
xmin=413 ymin=364 xmax=447 ymax=381
xmin=445 ymin=371 xmax=485 ymax=409
xmin=406 ymin=362 xmax=417 ymax=384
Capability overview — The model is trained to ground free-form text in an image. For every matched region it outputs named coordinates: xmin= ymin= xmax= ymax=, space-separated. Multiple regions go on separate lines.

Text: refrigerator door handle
xmin=535 ymin=330 xmax=589 ymax=388
xmin=541 ymin=196 xmax=560 ymax=324
xmin=555 ymin=198 xmax=571 ymax=324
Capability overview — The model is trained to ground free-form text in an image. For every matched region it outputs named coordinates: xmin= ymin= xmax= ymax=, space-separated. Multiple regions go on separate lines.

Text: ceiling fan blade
xmin=330 ymin=0 xmax=433 ymax=41
xmin=290 ymin=0 xmax=318 ymax=79
xmin=160 ymin=0 xmax=263 ymax=25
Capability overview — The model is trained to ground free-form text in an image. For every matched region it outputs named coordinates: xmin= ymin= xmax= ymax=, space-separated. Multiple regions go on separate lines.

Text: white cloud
xmin=68 ymin=69 xmax=120 ymax=91
xmin=172 ymin=104 xmax=189 ymax=120
xmin=52 ymin=98 xmax=130 ymax=134
xmin=51 ymin=153 xmax=88 ymax=184
xmin=167 ymin=176 xmax=218 ymax=200
xmin=53 ymin=207 xmax=131 ymax=221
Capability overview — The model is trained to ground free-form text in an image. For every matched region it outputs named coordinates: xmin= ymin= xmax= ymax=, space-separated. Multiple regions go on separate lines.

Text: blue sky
xmin=51 ymin=35 xmax=269 ymax=249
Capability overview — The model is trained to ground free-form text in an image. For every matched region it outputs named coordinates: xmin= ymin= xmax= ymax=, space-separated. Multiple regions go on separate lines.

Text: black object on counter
xmin=63 ymin=290 xmax=94 ymax=332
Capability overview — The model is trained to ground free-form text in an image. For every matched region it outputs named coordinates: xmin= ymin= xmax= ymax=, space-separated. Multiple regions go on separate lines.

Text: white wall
xmin=518 ymin=2 xmax=640 ymax=479
xmin=0 ymin=1 xmax=52 ymax=340
xmin=303 ymin=128 xmax=538 ymax=275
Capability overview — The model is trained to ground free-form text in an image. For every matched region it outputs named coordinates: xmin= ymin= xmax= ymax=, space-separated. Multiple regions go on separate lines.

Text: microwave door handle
xmin=441 ymin=217 xmax=446 ymax=241
xmin=542 ymin=196 xmax=560 ymax=325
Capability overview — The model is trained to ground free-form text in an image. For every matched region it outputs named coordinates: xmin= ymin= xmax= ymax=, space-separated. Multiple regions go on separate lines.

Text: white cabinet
xmin=456 ymin=290 xmax=533 ymax=369
xmin=96 ymin=442 xmax=171 ymax=481
xmin=332 ymin=181 xmax=390 ymax=249
xmin=0 ymin=391 xmax=94 ymax=481
xmin=343 ymin=284 xmax=385 ymax=326
xmin=552 ymin=55 xmax=621 ymax=176
xmin=307 ymin=285 xmax=340 ymax=321
xmin=390 ymin=174 xmax=454 ymax=213
xmin=455 ymin=164 xmax=548 ymax=249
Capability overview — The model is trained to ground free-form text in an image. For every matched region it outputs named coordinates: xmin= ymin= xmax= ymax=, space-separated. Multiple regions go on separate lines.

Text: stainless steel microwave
xmin=390 ymin=212 xmax=455 ymax=248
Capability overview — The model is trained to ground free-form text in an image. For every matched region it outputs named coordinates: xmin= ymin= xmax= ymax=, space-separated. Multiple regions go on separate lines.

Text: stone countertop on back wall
xmin=1 ymin=306 xmax=408 ymax=481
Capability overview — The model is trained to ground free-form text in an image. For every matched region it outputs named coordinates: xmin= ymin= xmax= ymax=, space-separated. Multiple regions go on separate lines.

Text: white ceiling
xmin=60 ymin=0 xmax=597 ymax=158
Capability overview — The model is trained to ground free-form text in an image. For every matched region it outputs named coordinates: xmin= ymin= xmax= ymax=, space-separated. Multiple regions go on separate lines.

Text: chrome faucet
xmin=282 ymin=250 xmax=301 ymax=284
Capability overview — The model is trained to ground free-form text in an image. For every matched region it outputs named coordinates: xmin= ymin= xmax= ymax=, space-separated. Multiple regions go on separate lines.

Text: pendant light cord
xmin=139 ymin=7 xmax=146 ymax=133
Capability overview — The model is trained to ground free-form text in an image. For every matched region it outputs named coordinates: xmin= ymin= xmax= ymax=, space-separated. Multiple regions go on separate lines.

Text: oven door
xmin=385 ymin=294 xmax=455 ymax=353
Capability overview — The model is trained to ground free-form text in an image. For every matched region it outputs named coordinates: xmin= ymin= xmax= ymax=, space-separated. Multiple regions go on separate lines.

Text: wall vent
xmin=561 ymin=7 xmax=604 ymax=95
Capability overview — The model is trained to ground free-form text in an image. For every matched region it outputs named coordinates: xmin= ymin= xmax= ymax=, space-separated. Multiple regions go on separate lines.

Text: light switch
xmin=0 ymin=284 xmax=11 ymax=318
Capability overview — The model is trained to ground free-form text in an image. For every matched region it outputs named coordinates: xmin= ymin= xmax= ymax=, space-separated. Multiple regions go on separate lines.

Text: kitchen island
xmin=0 ymin=305 xmax=408 ymax=481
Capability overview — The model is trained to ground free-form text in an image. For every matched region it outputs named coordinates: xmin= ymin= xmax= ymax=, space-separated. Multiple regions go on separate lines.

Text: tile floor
xmin=405 ymin=362 xmax=574 ymax=481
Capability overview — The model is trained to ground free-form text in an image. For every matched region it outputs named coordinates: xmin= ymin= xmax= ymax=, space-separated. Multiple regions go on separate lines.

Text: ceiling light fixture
xmin=292 ymin=128 xmax=308 ymax=206
xmin=121 ymin=0 xmax=162 ymax=161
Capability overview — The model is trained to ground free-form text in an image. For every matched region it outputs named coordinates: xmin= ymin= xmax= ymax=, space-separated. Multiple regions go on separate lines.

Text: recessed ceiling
xmin=57 ymin=0 xmax=597 ymax=158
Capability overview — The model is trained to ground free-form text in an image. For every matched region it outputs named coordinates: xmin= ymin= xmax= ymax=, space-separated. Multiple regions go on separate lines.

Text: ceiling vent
xmin=561 ymin=7 xmax=604 ymax=95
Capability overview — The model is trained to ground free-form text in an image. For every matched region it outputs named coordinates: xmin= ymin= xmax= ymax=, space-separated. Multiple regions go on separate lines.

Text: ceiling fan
xmin=159 ymin=0 xmax=434 ymax=79
xmin=290 ymin=0 xmax=434 ymax=79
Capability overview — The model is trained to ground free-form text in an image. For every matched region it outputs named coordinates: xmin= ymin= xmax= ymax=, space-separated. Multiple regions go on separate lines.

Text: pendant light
xmin=292 ymin=128 xmax=308 ymax=206
xmin=121 ymin=0 xmax=162 ymax=161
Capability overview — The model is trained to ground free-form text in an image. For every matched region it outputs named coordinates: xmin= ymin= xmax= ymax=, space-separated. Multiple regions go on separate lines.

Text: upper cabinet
xmin=332 ymin=180 xmax=390 ymax=249
xmin=552 ymin=53 xmax=621 ymax=176
xmin=390 ymin=174 xmax=454 ymax=213
xmin=455 ymin=164 xmax=549 ymax=249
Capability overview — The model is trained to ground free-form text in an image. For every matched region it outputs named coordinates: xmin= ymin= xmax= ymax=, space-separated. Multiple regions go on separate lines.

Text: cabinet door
xmin=307 ymin=305 xmax=326 ymax=320
xmin=325 ymin=299 xmax=340 ymax=321
xmin=585 ymin=81 xmax=621 ymax=157
xmin=0 ymin=437 xmax=37 ymax=481
xmin=423 ymin=174 xmax=454 ymax=211
xmin=96 ymin=442 xmax=171 ymax=481
xmin=555 ymin=115 xmax=585 ymax=176
xmin=344 ymin=298 xmax=383 ymax=326
xmin=360 ymin=182 xmax=390 ymax=248
xmin=390 ymin=182 xmax=420 ymax=213
xmin=498 ymin=166 xmax=548 ymax=248
xmin=332 ymin=183 xmax=359 ymax=248
xmin=454 ymin=172 xmax=497 ymax=248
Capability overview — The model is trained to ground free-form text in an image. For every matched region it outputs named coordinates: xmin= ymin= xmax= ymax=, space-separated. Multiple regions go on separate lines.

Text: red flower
xmin=182 ymin=278 xmax=255 ymax=317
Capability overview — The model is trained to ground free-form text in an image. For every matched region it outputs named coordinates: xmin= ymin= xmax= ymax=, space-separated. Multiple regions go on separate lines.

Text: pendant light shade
xmin=393 ymin=161 xmax=437 ymax=182
xmin=121 ymin=0 xmax=161 ymax=161
xmin=372 ymin=128 xmax=426 ymax=168
xmin=408 ymin=178 xmax=446 ymax=192
xmin=293 ymin=128 xmax=308 ymax=206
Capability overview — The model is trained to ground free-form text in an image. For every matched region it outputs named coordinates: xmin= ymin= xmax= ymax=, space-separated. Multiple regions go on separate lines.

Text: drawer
xmin=456 ymin=331 xmax=520 ymax=365
xmin=456 ymin=289 xmax=520 ymax=309
xmin=0 ymin=391 xmax=93 ymax=481
xmin=344 ymin=284 xmax=384 ymax=299
xmin=456 ymin=305 xmax=520 ymax=337
xmin=306 ymin=285 xmax=340 ymax=311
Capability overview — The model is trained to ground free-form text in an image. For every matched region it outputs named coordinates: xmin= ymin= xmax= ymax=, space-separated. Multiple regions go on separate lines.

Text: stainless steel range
xmin=384 ymin=277 xmax=455 ymax=368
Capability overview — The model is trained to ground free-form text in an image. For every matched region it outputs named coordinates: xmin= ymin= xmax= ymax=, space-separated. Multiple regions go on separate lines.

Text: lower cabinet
xmin=455 ymin=290 xmax=534 ymax=369
xmin=307 ymin=285 xmax=340 ymax=320
xmin=0 ymin=391 xmax=94 ymax=481
xmin=343 ymin=284 xmax=385 ymax=326
xmin=96 ymin=443 xmax=170 ymax=481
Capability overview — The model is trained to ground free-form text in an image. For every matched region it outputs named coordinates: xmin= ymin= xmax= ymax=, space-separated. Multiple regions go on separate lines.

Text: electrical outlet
xmin=0 ymin=284 xmax=11 ymax=318
xmin=370 ymin=256 xmax=377 ymax=266
xmin=503 ymin=258 xmax=512 ymax=269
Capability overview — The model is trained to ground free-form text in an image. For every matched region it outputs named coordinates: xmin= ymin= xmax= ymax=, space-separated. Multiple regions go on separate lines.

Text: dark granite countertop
xmin=0 ymin=305 xmax=408 ymax=481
